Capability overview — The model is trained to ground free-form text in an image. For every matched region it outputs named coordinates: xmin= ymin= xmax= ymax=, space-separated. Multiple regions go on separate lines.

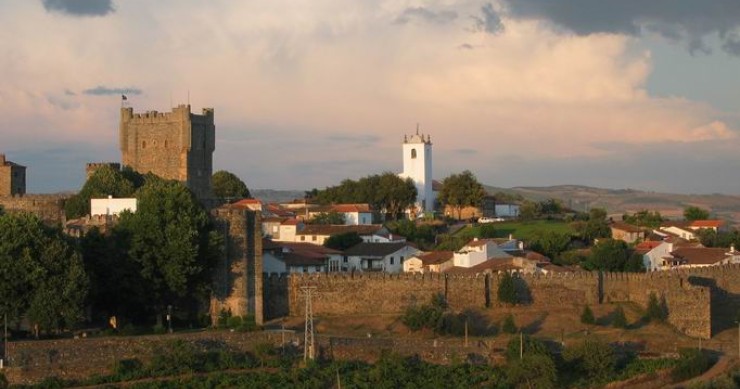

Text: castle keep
xmin=120 ymin=104 xmax=215 ymax=200
xmin=0 ymin=154 xmax=26 ymax=196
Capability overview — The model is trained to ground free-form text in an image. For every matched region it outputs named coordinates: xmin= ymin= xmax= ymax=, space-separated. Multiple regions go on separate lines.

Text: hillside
xmin=485 ymin=184 xmax=740 ymax=225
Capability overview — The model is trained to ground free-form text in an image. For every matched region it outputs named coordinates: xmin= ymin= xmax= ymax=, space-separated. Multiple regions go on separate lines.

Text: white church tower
xmin=399 ymin=128 xmax=434 ymax=215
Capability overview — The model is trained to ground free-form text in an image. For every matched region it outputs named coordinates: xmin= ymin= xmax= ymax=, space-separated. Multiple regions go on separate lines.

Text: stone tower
xmin=399 ymin=129 xmax=434 ymax=214
xmin=119 ymin=104 xmax=215 ymax=200
xmin=0 ymin=154 xmax=26 ymax=196
xmin=210 ymin=205 xmax=263 ymax=325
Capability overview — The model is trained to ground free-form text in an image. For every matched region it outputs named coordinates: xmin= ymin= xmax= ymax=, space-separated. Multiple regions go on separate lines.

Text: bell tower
xmin=400 ymin=126 xmax=434 ymax=214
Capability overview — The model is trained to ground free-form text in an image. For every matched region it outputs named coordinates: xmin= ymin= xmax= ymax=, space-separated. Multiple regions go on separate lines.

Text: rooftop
xmin=344 ymin=242 xmax=413 ymax=257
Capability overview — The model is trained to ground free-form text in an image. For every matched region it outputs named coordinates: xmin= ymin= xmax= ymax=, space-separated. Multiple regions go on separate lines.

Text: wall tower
xmin=399 ymin=129 xmax=434 ymax=214
xmin=119 ymin=104 xmax=215 ymax=200
xmin=0 ymin=154 xmax=26 ymax=196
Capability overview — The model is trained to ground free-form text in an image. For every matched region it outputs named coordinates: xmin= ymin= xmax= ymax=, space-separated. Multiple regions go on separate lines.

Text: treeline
xmin=0 ymin=166 xmax=221 ymax=334
xmin=306 ymin=172 xmax=417 ymax=219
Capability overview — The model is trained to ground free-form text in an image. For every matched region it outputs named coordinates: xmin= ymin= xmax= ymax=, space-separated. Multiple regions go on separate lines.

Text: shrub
xmin=581 ymin=305 xmax=595 ymax=325
xmin=226 ymin=315 xmax=243 ymax=329
xmin=507 ymin=353 xmax=557 ymax=389
xmin=149 ymin=340 xmax=199 ymax=375
xmin=505 ymin=335 xmax=549 ymax=362
xmin=498 ymin=272 xmax=518 ymax=305
xmin=112 ymin=358 xmax=144 ymax=380
xmin=152 ymin=323 xmax=167 ymax=334
xmin=564 ymin=338 xmax=616 ymax=381
xmin=672 ymin=348 xmax=711 ymax=382
xmin=502 ymin=314 xmax=517 ymax=334
xmin=612 ymin=305 xmax=628 ymax=329
xmin=402 ymin=294 xmax=446 ymax=332
xmin=0 ymin=372 xmax=7 ymax=389
xmin=645 ymin=292 xmax=668 ymax=323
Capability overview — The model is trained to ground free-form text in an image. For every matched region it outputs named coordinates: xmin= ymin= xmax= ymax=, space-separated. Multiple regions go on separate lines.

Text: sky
xmin=2 ymin=0 xmax=740 ymax=195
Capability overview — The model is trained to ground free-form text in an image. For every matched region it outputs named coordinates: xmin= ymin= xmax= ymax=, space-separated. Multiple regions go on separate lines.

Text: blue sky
xmin=1 ymin=0 xmax=739 ymax=195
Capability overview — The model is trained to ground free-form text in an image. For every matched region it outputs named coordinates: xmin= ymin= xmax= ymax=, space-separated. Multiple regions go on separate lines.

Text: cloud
xmin=42 ymin=0 xmax=115 ymax=17
xmin=394 ymin=7 xmax=457 ymax=25
xmin=82 ymin=86 xmax=142 ymax=96
xmin=472 ymin=3 xmax=504 ymax=34
xmin=499 ymin=0 xmax=740 ymax=55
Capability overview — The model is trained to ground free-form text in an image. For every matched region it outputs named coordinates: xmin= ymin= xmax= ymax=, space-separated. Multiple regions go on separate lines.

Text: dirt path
xmin=669 ymin=356 xmax=738 ymax=388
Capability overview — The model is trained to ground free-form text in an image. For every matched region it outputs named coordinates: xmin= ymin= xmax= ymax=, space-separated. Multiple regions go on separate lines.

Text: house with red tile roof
xmin=610 ymin=221 xmax=646 ymax=243
xmin=663 ymin=245 xmax=740 ymax=269
xmin=231 ymin=198 xmax=263 ymax=212
xmin=342 ymin=242 xmax=421 ymax=272
xmin=262 ymin=239 xmax=342 ymax=274
xmin=688 ymin=220 xmax=726 ymax=232
xmin=403 ymin=251 xmax=454 ymax=273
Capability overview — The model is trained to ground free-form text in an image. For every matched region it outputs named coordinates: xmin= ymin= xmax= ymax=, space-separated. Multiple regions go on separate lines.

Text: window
xmin=300 ymin=236 xmax=306 ymax=241
xmin=411 ymin=148 xmax=417 ymax=159
xmin=343 ymin=256 xmax=348 ymax=263
xmin=400 ymin=256 xmax=404 ymax=263
xmin=315 ymin=266 xmax=321 ymax=272
xmin=164 ymin=140 xmax=168 ymax=148
xmin=390 ymin=257 xmax=394 ymax=265
xmin=142 ymin=141 xmax=147 ymax=149
xmin=303 ymin=266 xmax=308 ymax=273
xmin=312 ymin=235 xmax=317 ymax=241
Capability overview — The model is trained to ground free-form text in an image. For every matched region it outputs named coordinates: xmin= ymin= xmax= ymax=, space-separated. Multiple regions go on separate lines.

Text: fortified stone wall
xmin=0 ymin=194 xmax=68 ymax=225
xmin=265 ymin=266 xmax=740 ymax=339
xmin=211 ymin=206 xmax=263 ymax=325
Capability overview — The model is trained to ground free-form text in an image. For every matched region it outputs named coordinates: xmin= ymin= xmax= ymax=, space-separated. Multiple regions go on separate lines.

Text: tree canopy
xmin=212 ymin=170 xmax=250 ymax=201
xmin=438 ymin=170 xmax=486 ymax=220
xmin=0 ymin=213 xmax=88 ymax=332
xmin=308 ymin=172 xmax=416 ymax=220
xmin=622 ymin=210 xmax=664 ymax=229
xmin=684 ymin=206 xmax=710 ymax=221
xmin=586 ymin=239 xmax=630 ymax=271
xmin=65 ymin=165 xmax=142 ymax=219
xmin=324 ymin=232 xmax=363 ymax=251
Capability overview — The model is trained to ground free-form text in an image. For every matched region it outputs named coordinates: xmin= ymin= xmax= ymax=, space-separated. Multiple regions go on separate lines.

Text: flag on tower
xmin=121 ymin=94 xmax=127 ymax=101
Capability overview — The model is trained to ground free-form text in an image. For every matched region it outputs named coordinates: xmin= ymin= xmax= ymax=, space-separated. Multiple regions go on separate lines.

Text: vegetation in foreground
xmin=7 ymin=336 xmax=714 ymax=389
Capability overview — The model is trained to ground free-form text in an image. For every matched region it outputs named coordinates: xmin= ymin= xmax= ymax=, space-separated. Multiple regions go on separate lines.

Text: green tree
xmin=622 ymin=210 xmax=664 ymax=229
xmin=684 ymin=206 xmax=710 ymax=221
xmin=612 ymin=305 xmax=628 ymax=329
xmin=505 ymin=335 xmax=550 ymax=362
xmin=671 ymin=348 xmax=711 ymax=382
xmin=564 ymin=338 xmax=616 ymax=380
xmin=507 ymin=353 xmax=557 ymax=389
xmin=581 ymin=305 xmax=595 ymax=325
xmin=497 ymin=272 xmax=518 ymax=305
xmin=115 ymin=178 xmax=221 ymax=320
xmin=65 ymin=165 xmax=141 ymax=219
xmin=0 ymin=213 xmax=88 ymax=332
xmin=309 ymin=211 xmax=345 ymax=225
xmin=645 ymin=292 xmax=668 ymax=323
xmin=437 ymin=170 xmax=486 ymax=220
xmin=212 ymin=170 xmax=250 ymax=201
xmin=625 ymin=252 xmax=645 ymax=272
xmin=324 ymin=232 xmax=363 ymax=251
xmin=587 ymin=239 xmax=629 ymax=271
xmin=310 ymin=173 xmax=416 ymax=220
xmin=518 ymin=201 xmax=537 ymax=221
xmin=502 ymin=314 xmax=517 ymax=334
xmin=528 ymin=230 xmax=571 ymax=260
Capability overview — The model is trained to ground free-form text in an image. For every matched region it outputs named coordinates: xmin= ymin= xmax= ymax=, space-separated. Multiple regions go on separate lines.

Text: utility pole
xmin=464 ymin=318 xmax=468 ymax=348
xmin=3 ymin=314 xmax=7 ymax=368
xmin=302 ymin=285 xmax=317 ymax=362
xmin=519 ymin=331 xmax=523 ymax=360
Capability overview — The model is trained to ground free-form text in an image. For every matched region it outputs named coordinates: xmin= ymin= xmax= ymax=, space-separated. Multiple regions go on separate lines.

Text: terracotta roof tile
xmin=417 ymin=251 xmax=454 ymax=266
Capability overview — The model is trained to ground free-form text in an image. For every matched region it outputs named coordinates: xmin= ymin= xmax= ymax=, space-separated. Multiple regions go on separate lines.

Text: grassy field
xmin=455 ymin=219 xmax=575 ymax=241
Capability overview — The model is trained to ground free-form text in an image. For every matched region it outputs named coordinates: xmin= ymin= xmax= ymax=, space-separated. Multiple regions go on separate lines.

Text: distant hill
xmin=484 ymin=184 xmax=740 ymax=225
xmin=250 ymin=189 xmax=305 ymax=204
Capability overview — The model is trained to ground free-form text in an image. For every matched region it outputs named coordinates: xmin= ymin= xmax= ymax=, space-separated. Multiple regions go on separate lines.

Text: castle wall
xmin=0 ymin=194 xmax=67 ymax=225
xmin=211 ymin=206 xmax=263 ymax=325
xmin=0 ymin=154 xmax=26 ymax=196
xmin=262 ymin=266 xmax=740 ymax=339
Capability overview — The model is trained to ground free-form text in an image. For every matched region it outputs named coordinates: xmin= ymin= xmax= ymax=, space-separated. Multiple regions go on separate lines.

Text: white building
xmin=262 ymin=239 xmax=342 ymax=274
xmin=399 ymin=130 xmax=435 ymax=215
xmin=635 ymin=241 xmax=675 ymax=271
xmin=342 ymin=242 xmax=421 ymax=273
xmin=495 ymin=204 xmax=520 ymax=218
xmin=452 ymin=238 xmax=513 ymax=268
xmin=90 ymin=196 xmax=137 ymax=216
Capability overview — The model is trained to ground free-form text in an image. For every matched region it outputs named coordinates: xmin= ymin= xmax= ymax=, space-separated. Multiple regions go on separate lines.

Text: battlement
xmin=121 ymin=105 xmax=214 ymax=123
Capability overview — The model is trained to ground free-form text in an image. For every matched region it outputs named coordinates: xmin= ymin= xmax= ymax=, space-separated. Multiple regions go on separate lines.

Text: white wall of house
xmin=495 ymin=204 xmax=520 ymax=218
xmin=454 ymin=241 xmax=511 ymax=268
xmin=403 ymin=256 xmax=424 ymax=273
xmin=90 ymin=197 xmax=137 ymax=216
xmin=346 ymin=246 xmax=420 ymax=273
xmin=642 ymin=242 xmax=673 ymax=271
xmin=660 ymin=226 xmax=696 ymax=240
xmin=276 ymin=224 xmax=299 ymax=242
xmin=263 ymin=251 xmax=287 ymax=273
xmin=344 ymin=211 xmax=373 ymax=225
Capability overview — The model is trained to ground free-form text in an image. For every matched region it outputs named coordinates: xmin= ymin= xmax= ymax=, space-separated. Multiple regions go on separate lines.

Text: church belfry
xmin=399 ymin=128 xmax=434 ymax=214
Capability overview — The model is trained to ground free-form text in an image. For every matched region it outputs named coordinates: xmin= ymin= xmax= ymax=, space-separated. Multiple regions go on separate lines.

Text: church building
xmin=399 ymin=129 xmax=435 ymax=215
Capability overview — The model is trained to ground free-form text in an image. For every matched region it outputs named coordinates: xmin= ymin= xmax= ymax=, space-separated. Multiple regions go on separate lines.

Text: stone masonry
xmin=120 ymin=104 xmax=215 ymax=200
xmin=0 ymin=154 xmax=26 ymax=196
xmin=211 ymin=205 xmax=263 ymax=325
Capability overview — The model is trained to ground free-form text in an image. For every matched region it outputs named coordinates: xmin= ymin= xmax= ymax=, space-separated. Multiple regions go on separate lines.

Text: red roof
xmin=635 ymin=240 xmax=663 ymax=254
xmin=418 ymin=251 xmax=454 ymax=266
xmin=332 ymin=204 xmax=371 ymax=213
xmin=690 ymin=220 xmax=724 ymax=228
xmin=281 ymin=218 xmax=300 ymax=226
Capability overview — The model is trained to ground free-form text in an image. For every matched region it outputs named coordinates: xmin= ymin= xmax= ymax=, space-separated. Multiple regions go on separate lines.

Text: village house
xmin=293 ymin=224 xmax=389 ymax=245
xmin=90 ymin=196 xmax=137 ymax=216
xmin=342 ymin=242 xmax=421 ymax=273
xmin=610 ymin=221 xmax=645 ymax=243
xmin=305 ymin=204 xmax=373 ymax=225
xmin=452 ymin=238 xmax=515 ymax=268
xmin=262 ymin=239 xmax=342 ymax=274
xmin=403 ymin=251 xmax=454 ymax=273
xmin=231 ymin=198 xmax=264 ymax=212
xmin=663 ymin=245 xmax=740 ymax=269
